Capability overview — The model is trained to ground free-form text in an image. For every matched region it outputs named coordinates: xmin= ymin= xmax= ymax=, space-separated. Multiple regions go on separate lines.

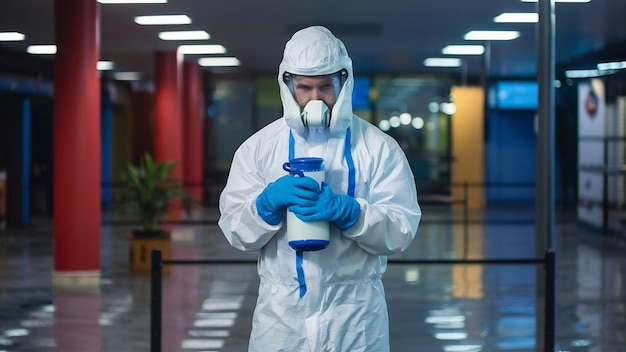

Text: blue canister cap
xmin=289 ymin=239 xmax=329 ymax=251
xmin=288 ymin=157 xmax=324 ymax=172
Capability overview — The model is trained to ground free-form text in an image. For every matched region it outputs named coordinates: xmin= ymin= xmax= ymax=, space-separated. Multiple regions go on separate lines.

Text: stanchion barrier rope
xmin=149 ymin=248 xmax=556 ymax=352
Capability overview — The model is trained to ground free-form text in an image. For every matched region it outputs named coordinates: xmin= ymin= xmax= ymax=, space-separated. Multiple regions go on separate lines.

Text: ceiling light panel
xmin=522 ymin=0 xmax=590 ymax=2
xmin=494 ymin=13 xmax=538 ymax=23
xmin=159 ymin=30 xmax=210 ymax=40
xmin=198 ymin=57 xmax=241 ymax=67
xmin=0 ymin=32 xmax=25 ymax=41
xmin=178 ymin=44 xmax=226 ymax=54
xmin=97 ymin=61 xmax=115 ymax=70
xmin=134 ymin=15 xmax=191 ymax=25
xmin=27 ymin=45 xmax=57 ymax=54
xmin=114 ymin=72 xmax=142 ymax=80
xmin=442 ymin=45 xmax=485 ymax=55
xmin=424 ymin=58 xmax=462 ymax=67
xmin=464 ymin=31 xmax=520 ymax=40
xmin=98 ymin=0 xmax=166 ymax=3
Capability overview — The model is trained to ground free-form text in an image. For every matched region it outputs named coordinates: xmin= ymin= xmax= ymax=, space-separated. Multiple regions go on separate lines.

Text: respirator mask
xmin=301 ymin=100 xmax=330 ymax=129
xmin=283 ymin=70 xmax=348 ymax=131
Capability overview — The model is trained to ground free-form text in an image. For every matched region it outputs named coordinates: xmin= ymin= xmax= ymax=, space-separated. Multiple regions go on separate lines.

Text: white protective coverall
xmin=218 ymin=26 xmax=422 ymax=352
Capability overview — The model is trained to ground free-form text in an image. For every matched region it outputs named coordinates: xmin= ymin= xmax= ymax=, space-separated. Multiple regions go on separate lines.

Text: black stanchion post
xmin=151 ymin=249 xmax=163 ymax=352
xmin=545 ymin=250 xmax=555 ymax=351
xmin=463 ymin=182 xmax=469 ymax=259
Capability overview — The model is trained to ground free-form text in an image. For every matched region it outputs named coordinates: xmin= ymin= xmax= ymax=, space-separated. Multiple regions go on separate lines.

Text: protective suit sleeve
xmin=218 ymin=140 xmax=287 ymax=252
xmin=341 ymin=145 xmax=422 ymax=256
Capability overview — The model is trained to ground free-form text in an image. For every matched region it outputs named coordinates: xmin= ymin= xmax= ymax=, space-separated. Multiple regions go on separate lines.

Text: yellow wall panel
xmin=451 ymin=86 xmax=484 ymax=209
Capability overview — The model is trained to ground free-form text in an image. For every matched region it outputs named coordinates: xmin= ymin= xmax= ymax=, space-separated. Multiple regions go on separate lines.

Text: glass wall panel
xmin=372 ymin=76 xmax=453 ymax=191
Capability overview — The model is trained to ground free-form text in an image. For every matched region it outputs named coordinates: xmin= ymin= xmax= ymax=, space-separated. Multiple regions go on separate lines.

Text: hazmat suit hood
xmin=278 ymin=26 xmax=354 ymax=137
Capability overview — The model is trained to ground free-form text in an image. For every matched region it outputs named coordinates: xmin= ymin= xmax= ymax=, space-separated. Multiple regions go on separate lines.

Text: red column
xmin=182 ymin=62 xmax=204 ymax=200
xmin=53 ymin=0 xmax=100 ymax=276
xmin=154 ymin=51 xmax=184 ymax=179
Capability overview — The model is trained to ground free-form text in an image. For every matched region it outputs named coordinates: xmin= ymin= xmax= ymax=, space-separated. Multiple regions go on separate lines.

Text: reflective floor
xmin=0 ymin=204 xmax=625 ymax=352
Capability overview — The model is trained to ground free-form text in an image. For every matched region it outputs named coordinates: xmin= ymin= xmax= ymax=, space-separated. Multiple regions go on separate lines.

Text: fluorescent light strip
xmin=0 ymin=32 xmax=25 ymax=41
xmin=179 ymin=44 xmax=226 ymax=54
xmin=565 ymin=69 xmax=614 ymax=78
xmin=98 ymin=0 xmax=166 ymax=3
xmin=522 ymin=0 xmax=590 ymax=2
xmin=464 ymin=30 xmax=520 ymax=40
xmin=159 ymin=30 xmax=210 ymax=40
xmin=27 ymin=45 xmax=57 ymax=54
xmin=442 ymin=45 xmax=485 ymax=55
xmin=198 ymin=57 xmax=240 ymax=67
xmin=134 ymin=15 xmax=191 ymax=25
xmin=597 ymin=61 xmax=626 ymax=70
xmin=424 ymin=58 xmax=462 ymax=67
xmin=114 ymin=72 xmax=142 ymax=80
xmin=494 ymin=13 xmax=538 ymax=23
xmin=97 ymin=61 xmax=115 ymax=70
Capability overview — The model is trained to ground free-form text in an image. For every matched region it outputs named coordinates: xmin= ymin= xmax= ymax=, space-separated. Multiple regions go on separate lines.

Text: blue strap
xmin=287 ymin=129 xmax=356 ymax=298
xmin=289 ymin=132 xmax=307 ymax=297
xmin=289 ymin=131 xmax=295 ymax=160
xmin=344 ymin=128 xmax=355 ymax=198
xmin=295 ymin=250 xmax=307 ymax=298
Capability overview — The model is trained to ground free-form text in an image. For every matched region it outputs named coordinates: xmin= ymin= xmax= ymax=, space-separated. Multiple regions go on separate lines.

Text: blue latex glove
xmin=289 ymin=183 xmax=360 ymax=231
xmin=256 ymin=175 xmax=320 ymax=225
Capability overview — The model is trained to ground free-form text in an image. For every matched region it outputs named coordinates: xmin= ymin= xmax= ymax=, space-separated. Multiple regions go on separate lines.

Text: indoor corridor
xmin=0 ymin=204 xmax=624 ymax=352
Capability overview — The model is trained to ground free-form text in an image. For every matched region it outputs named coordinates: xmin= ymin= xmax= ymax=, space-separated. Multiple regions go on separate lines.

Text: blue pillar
xmin=21 ymin=98 xmax=31 ymax=226
xmin=101 ymin=99 xmax=112 ymax=208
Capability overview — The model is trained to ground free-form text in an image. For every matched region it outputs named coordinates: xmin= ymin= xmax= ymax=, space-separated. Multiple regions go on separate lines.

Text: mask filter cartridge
xmin=301 ymin=100 xmax=330 ymax=128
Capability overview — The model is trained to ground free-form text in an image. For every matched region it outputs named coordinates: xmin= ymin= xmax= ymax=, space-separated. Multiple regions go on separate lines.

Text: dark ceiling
xmin=1 ymin=0 xmax=626 ymax=82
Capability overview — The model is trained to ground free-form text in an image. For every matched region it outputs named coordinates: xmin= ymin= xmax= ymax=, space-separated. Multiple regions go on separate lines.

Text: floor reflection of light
xmin=404 ymin=268 xmax=419 ymax=284
xmin=570 ymin=339 xmax=591 ymax=347
xmin=0 ymin=337 xmax=12 ymax=346
xmin=193 ymin=318 xmax=235 ymax=328
xmin=188 ymin=329 xmax=230 ymax=337
xmin=2 ymin=329 xmax=28 ymax=337
xmin=195 ymin=312 xmax=237 ymax=319
xmin=435 ymin=332 xmax=468 ymax=340
xmin=443 ymin=345 xmax=482 ymax=352
xmin=434 ymin=322 xmax=465 ymax=329
xmin=426 ymin=315 xmax=466 ymax=324
xmin=201 ymin=297 xmax=242 ymax=311
xmin=181 ymin=338 xmax=224 ymax=349
xmin=19 ymin=319 xmax=53 ymax=328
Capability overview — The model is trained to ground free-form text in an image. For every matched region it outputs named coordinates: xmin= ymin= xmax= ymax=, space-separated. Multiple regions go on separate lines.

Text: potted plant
xmin=119 ymin=153 xmax=196 ymax=274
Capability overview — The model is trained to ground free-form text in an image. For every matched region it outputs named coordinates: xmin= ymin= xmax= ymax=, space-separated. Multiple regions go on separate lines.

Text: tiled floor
xmin=0 ymin=204 xmax=625 ymax=352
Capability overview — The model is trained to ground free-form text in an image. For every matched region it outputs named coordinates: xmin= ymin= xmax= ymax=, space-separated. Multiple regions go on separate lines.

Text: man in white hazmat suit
xmin=218 ymin=25 xmax=421 ymax=351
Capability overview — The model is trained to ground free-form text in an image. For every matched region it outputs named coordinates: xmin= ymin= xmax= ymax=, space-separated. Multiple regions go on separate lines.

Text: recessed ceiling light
xmin=424 ymin=58 xmax=462 ymax=67
xmin=159 ymin=30 xmax=210 ymax=40
xmin=522 ymin=0 xmax=590 ymax=2
xmin=0 ymin=32 xmax=25 ymax=41
xmin=98 ymin=0 xmax=166 ymax=3
xmin=464 ymin=31 xmax=520 ymax=40
xmin=97 ymin=61 xmax=115 ymax=70
xmin=114 ymin=72 xmax=142 ymax=81
xmin=565 ymin=69 xmax=614 ymax=78
xmin=134 ymin=15 xmax=191 ymax=25
xmin=597 ymin=61 xmax=626 ymax=70
xmin=178 ymin=44 xmax=226 ymax=54
xmin=27 ymin=45 xmax=57 ymax=55
xmin=198 ymin=57 xmax=240 ymax=67
xmin=442 ymin=45 xmax=485 ymax=55
xmin=494 ymin=13 xmax=538 ymax=23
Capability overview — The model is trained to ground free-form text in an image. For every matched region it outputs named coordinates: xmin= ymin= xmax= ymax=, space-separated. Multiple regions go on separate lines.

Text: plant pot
xmin=128 ymin=230 xmax=171 ymax=274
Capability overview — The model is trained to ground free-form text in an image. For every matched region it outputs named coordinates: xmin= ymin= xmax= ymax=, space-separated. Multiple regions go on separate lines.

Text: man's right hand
xmin=256 ymin=175 xmax=320 ymax=225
